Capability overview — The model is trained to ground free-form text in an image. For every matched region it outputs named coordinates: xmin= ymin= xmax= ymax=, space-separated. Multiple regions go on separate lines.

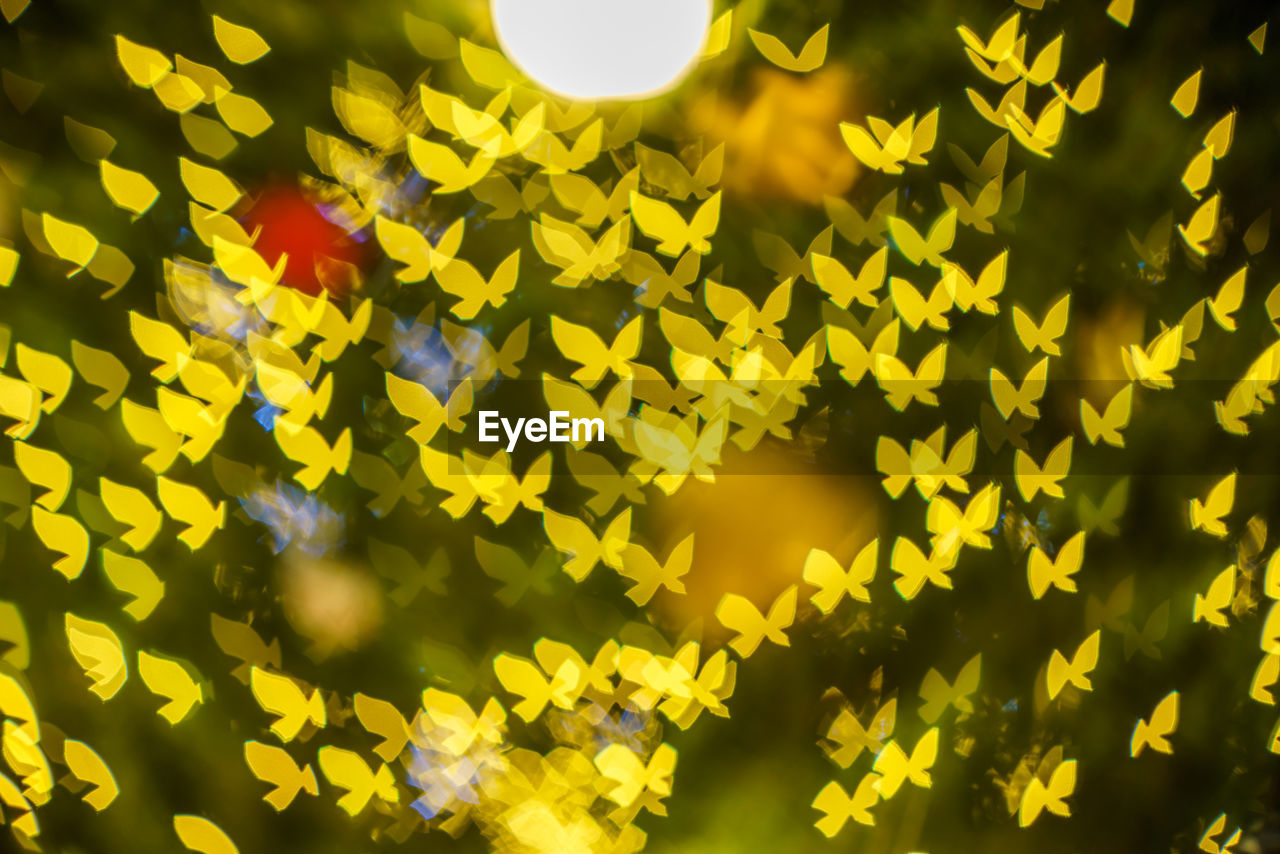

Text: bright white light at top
xmin=490 ymin=0 xmax=711 ymax=101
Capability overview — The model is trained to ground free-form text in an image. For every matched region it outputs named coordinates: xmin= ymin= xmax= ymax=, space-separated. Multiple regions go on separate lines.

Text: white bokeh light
xmin=490 ymin=0 xmax=711 ymax=101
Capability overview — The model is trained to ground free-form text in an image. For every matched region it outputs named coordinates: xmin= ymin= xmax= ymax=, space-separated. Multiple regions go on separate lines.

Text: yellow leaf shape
xmin=811 ymin=246 xmax=888 ymax=309
xmin=887 ymin=208 xmax=956 ymax=267
xmin=99 ymin=160 xmax=159 ymax=216
xmin=533 ymin=214 xmax=629 ymax=286
xmin=212 ymin=235 xmax=285 ymax=292
xmin=374 ymin=216 xmax=432 ymax=283
xmin=823 ymin=699 xmax=896 ymax=768
xmin=211 ymin=15 xmax=271 ymax=64
xmin=748 ymin=24 xmax=829 ymax=73
xmin=1053 ymin=62 xmax=1105 ymax=114
xmin=101 ymin=549 xmax=165 ymax=620
xmin=494 ymin=654 xmax=581 ymax=722
xmin=1248 ymin=22 xmax=1267 ymax=55
xmin=179 ymin=157 xmax=243 ymax=213
xmin=891 ymin=538 xmax=952 ymax=602
xmin=957 ymin=13 xmax=1021 ymax=62
xmin=1005 ymin=95 xmax=1066 ymax=157
xmin=87 ymin=243 xmax=135 ymax=298
xmin=1012 ymin=294 xmax=1070 ymax=357
xmin=703 ymin=9 xmax=733 ymax=59
xmin=250 ymin=666 xmax=326 ymax=742
xmin=803 ymin=540 xmax=877 ymax=613
xmin=1208 ymin=265 xmax=1246 ymax=331
xmin=243 ymin=741 xmax=318 ymax=811
xmin=13 ymin=442 xmax=71 ymax=512
xmin=873 ymin=727 xmax=938 ymax=797
xmin=138 ymin=650 xmax=203 ymax=724
xmin=65 ymin=613 xmax=128 ymax=700
xmin=1080 ymin=384 xmax=1132 ymax=448
xmin=1250 ymin=653 xmax=1279 ymax=705
xmin=31 ymin=507 xmax=89 ymax=580
xmin=875 ymin=343 xmax=947 ymax=411
xmin=1028 ymin=531 xmax=1085 ymax=598
xmin=275 ymin=424 xmax=352 ymax=490
xmin=213 ymin=88 xmax=273 ymax=137
xmin=1189 ymin=472 xmax=1235 ymax=538
xmin=634 ymin=142 xmax=723 ymax=202
xmin=99 ymin=477 xmax=162 ymax=551
xmin=990 ymin=356 xmax=1049 ymax=420
xmin=1130 ymin=690 xmax=1179 ymax=756
xmin=1018 ymin=757 xmax=1076 ymax=826
xmin=435 ymin=250 xmax=521 ymax=320
xmin=332 ymin=87 xmax=405 ymax=150
xmin=1124 ymin=324 xmax=1184 ymax=389
xmin=188 ymin=203 xmax=256 ymax=248
xmin=1181 ymin=147 xmax=1213 ymax=197
xmin=174 ymin=814 xmax=239 ymax=854
xmin=211 ymin=616 xmax=281 ymax=684
xmin=549 ymin=314 xmax=642 ymax=389
xmin=618 ymin=534 xmax=694 ymax=605
xmin=0 ymin=614 xmax=26 ymax=685
xmin=919 ymin=653 xmax=981 ymax=722
xmin=1203 ymin=111 xmax=1236 ymax=159
xmin=889 ymin=275 xmax=952 ymax=331
xmin=115 ymin=35 xmax=171 ymax=88
xmin=1192 ymin=565 xmax=1235 ymax=627
xmin=180 ymin=112 xmax=238 ymax=160
xmin=1199 ymin=813 xmax=1243 ymax=854
xmin=15 ymin=343 xmax=72 ymax=412
xmin=1171 ymin=69 xmax=1202 ymax=117
xmin=1047 ymin=629 xmax=1100 ymax=698
xmin=42 ymin=213 xmax=98 ymax=272
xmin=594 ymin=742 xmax=677 ymax=807
xmin=70 ymin=340 xmax=129 ymax=410
xmin=1106 ymin=0 xmax=1134 ymax=27
xmin=812 ymin=774 xmax=880 ymax=836
xmin=120 ymin=399 xmax=182 ymax=473
xmin=175 ymin=55 xmax=230 ymax=103
xmin=353 ymin=694 xmax=409 ymax=763
xmin=829 ymin=320 xmax=899 ymax=387
xmin=457 ymin=39 xmax=523 ymax=90
xmin=404 ymin=13 xmax=458 ymax=60
xmin=156 ymin=476 xmax=225 ymax=549
xmin=715 ymin=585 xmax=797 ymax=657
xmin=64 ymin=116 xmax=117 ymax=162
xmin=384 ymin=373 xmax=451 ymax=444
xmin=926 ymin=482 xmax=1001 ymax=553
xmin=406 ymin=135 xmax=493 ymax=193
xmin=705 ymin=277 xmax=792 ymax=338
xmin=542 ymin=506 xmax=631 ymax=582
xmin=128 ymin=311 xmax=191 ymax=382
xmin=63 ymin=740 xmax=118 ymax=810
xmin=0 ymin=374 xmax=41 ymax=439
xmin=153 ymin=72 xmax=205 ymax=113
xmin=0 ymin=659 xmax=34 ymax=722
xmin=630 ymin=190 xmax=721 ymax=256
xmin=0 ymin=244 xmax=17 ymax=286
xmin=317 ymin=746 xmax=398 ymax=816
xmin=1014 ymin=436 xmax=1073 ymax=502
xmin=3 ymin=720 xmax=51 ymax=802
xmin=0 ymin=0 xmax=30 ymax=23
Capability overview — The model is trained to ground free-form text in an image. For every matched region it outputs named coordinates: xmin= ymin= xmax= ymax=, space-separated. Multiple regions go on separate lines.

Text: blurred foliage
xmin=0 ymin=0 xmax=1279 ymax=853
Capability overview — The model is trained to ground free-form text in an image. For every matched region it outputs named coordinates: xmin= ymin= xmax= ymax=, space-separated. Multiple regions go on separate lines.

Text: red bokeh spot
xmin=240 ymin=185 xmax=364 ymax=297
